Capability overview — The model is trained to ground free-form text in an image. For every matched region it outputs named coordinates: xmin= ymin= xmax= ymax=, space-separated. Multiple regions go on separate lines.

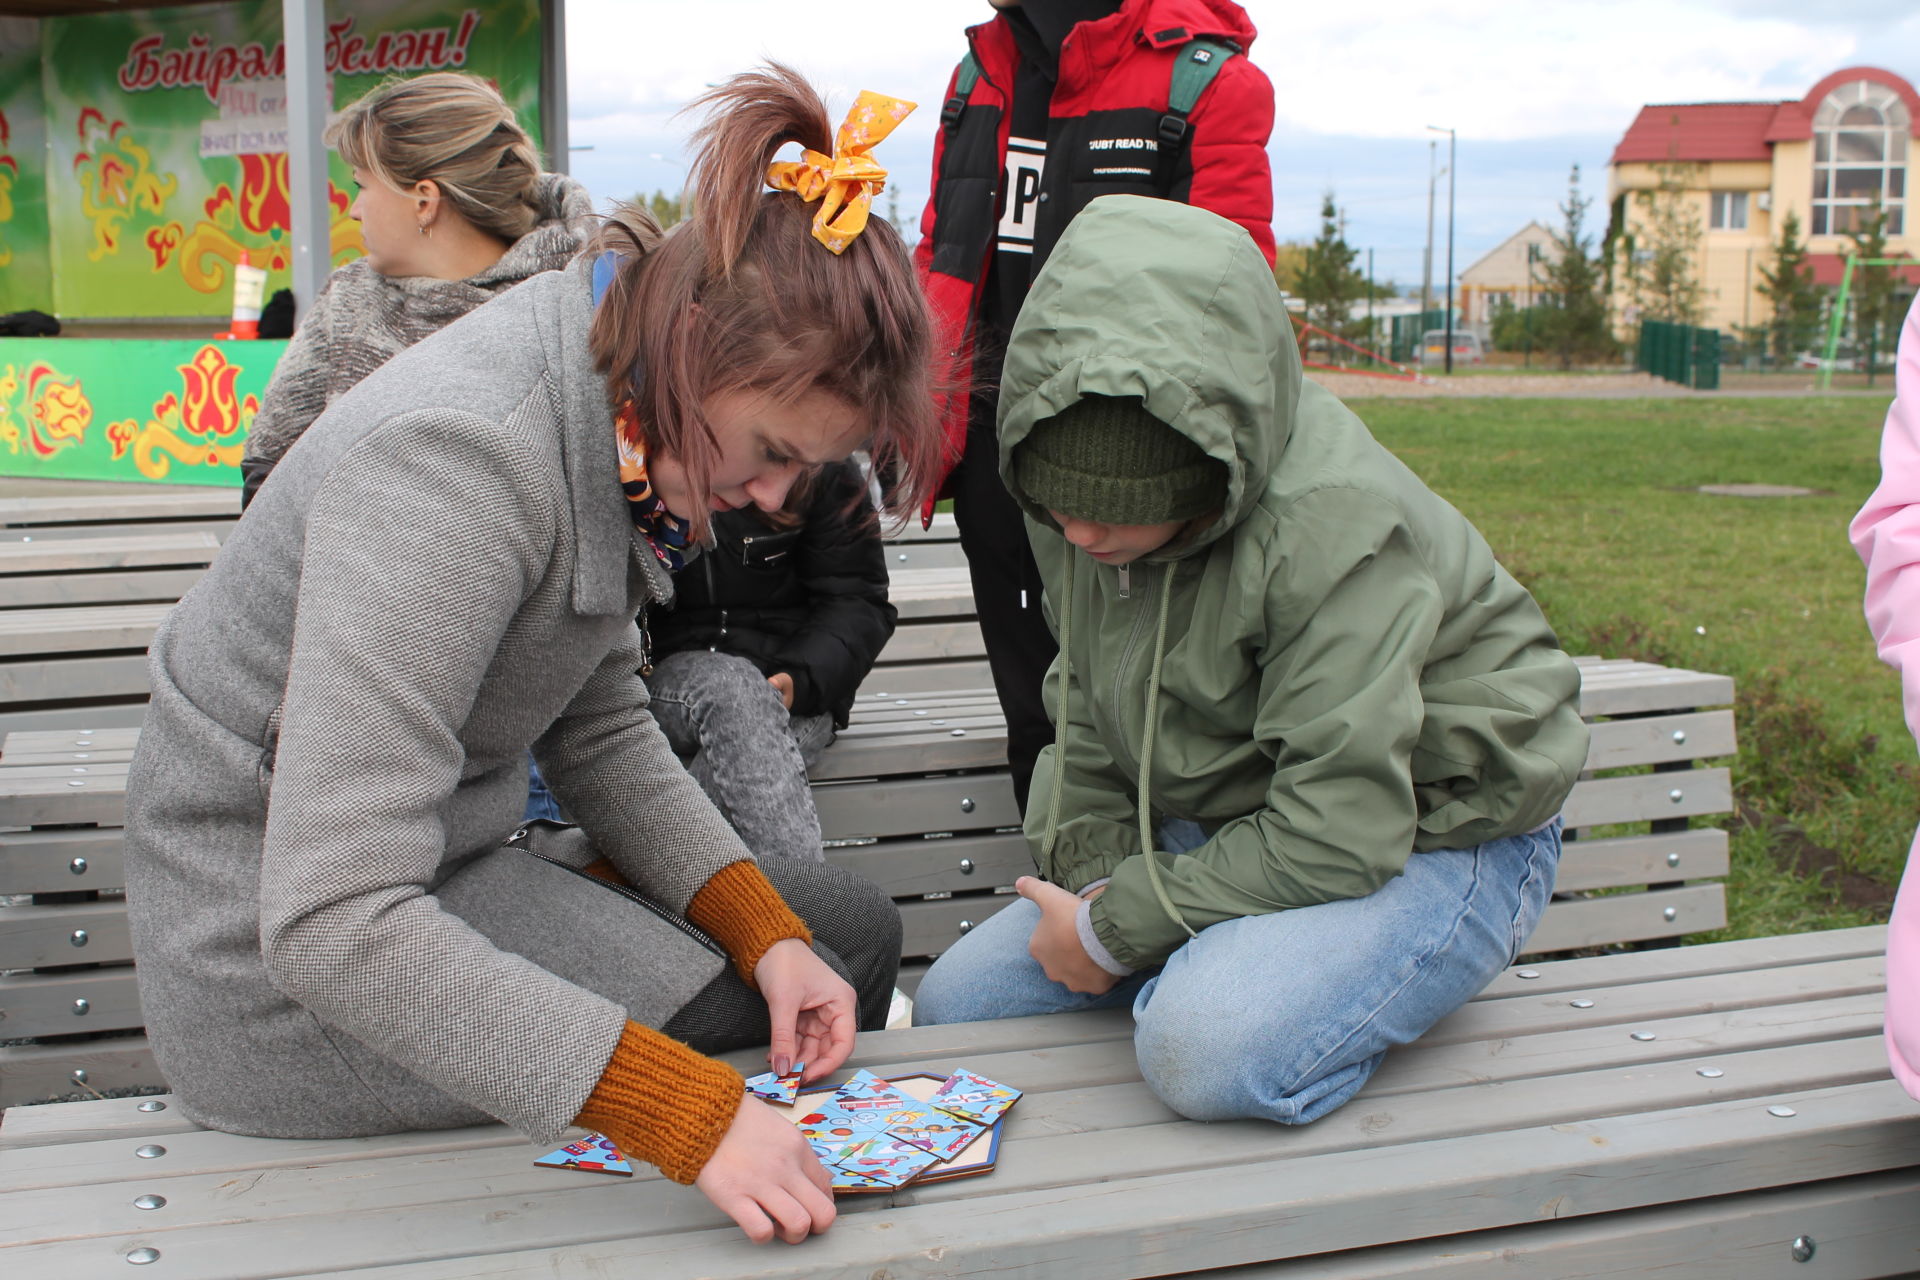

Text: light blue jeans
xmin=912 ymin=819 xmax=1562 ymax=1124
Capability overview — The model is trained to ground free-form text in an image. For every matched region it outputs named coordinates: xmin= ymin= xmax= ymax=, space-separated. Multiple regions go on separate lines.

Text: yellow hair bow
xmin=766 ymin=90 xmax=917 ymax=255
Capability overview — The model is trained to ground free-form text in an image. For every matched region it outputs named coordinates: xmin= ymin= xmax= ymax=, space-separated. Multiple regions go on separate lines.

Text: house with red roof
xmin=1608 ymin=67 xmax=1920 ymax=341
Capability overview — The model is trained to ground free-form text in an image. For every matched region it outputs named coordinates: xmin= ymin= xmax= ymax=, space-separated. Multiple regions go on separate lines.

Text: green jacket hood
xmin=997 ymin=195 xmax=1301 ymax=554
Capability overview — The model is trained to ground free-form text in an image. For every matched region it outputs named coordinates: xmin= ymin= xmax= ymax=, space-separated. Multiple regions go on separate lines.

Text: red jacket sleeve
xmin=1184 ymin=55 xmax=1277 ymax=268
xmin=913 ymin=61 xmax=963 ymax=285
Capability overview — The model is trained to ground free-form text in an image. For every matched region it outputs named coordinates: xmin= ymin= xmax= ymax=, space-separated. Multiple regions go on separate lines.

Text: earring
xmin=417 ymin=223 xmax=430 ymax=237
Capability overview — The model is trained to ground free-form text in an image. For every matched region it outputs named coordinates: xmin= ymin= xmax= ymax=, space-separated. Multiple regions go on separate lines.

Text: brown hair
xmin=587 ymin=64 xmax=940 ymax=542
xmin=326 ymin=72 xmax=544 ymax=243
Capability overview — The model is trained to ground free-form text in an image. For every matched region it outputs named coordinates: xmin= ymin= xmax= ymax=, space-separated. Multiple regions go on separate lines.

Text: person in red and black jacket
xmin=915 ymin=0 xmax=1276 ymax=813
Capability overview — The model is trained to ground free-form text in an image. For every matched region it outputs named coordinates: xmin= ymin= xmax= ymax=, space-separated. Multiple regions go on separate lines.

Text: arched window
xmin=1812 ymin=80 xmax=1909 ymax=235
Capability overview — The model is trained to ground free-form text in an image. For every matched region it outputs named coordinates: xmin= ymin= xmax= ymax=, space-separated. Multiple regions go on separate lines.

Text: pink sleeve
xmin=1851 ymin=293 xmax=1920 ymax=747
xmin=1848 ymin=292 xmax=1920 ymax=1100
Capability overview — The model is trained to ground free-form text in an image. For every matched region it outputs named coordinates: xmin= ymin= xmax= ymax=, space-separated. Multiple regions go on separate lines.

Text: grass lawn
xmin=1354 ymin=394 xmax=1909 ymax=942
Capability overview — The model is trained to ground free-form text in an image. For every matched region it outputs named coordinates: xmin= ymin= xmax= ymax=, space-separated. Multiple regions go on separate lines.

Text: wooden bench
xmin=3 ymin=925 xmax=1912 ymax=1277
xmin=0 ymin=650 xmax=1736 ymax=1108
xmin=0 ymin=502 xmax=1740 ymax=1104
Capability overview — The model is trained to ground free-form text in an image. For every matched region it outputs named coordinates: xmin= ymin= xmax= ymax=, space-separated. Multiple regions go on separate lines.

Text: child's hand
xmin=1016 ymin=876 xmax=1120 ymax=995
xmin=768 ymin=672 xmax=795 ymax=710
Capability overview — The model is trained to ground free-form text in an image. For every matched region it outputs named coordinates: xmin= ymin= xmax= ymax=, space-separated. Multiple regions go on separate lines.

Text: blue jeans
xmin=523 ymin=754 xmax=565 ymax=823
xmin=912 ymin=819 xmax=1562 ymax=1124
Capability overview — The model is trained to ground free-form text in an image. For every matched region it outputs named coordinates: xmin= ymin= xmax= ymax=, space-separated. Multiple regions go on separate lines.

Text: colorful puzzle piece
xmin=887 ymin=1113 xmax=988 ymax=1160
xmin=744 ymin=1063 xmax=807 ymax=1105
xmin=832 ymin=1132 xmax=943 ymax=1187
xmin=930 ymin=1068 xmax=1023 ymax=1125
xmin=534 ymin=1132 xmax=633 ymax=1177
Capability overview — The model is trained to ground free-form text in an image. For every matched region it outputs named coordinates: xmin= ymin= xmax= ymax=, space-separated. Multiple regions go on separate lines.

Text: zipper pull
xmin=1117 ymin=564 xmax=1131 ymax=599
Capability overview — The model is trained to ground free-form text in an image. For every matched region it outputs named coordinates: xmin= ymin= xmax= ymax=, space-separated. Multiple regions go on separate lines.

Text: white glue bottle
xmin=227 ymin=250 xmax=268 ymax=340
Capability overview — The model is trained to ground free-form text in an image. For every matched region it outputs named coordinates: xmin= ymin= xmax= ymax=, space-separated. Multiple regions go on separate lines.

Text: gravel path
xmin=1309 ymin=369 xmax=1691 ymax=399
xmin=1309 ymin=368 xmax=1892 ymax=400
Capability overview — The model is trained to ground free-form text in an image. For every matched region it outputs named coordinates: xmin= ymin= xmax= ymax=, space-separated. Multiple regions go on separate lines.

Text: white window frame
xmin=1812 ymin=80 xmax=1909 ymax=237
xmin=1710 ymin=191 xmax=1749 ymax=231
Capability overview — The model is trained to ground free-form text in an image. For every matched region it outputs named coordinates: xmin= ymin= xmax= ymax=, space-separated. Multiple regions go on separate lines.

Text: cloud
xmin=560 ymin=0 xmax=1916 ymax=288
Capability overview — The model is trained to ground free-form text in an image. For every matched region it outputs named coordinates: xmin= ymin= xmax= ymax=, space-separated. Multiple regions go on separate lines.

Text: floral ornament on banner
xmin=765 ymin=90 xmax=916 ymax=254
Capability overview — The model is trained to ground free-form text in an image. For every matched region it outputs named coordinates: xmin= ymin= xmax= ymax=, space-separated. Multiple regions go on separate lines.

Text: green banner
xmin=0 ymin=337 xmax=284 ymax=486
xmin=40 ymin=0 xmax=543 ymax=319
xmin=0 ymin=18 xmax=53 ymax=315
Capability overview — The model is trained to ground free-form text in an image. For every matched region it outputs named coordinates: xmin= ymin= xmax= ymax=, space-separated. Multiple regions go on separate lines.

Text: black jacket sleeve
xmin=770 ymin=463 xmax=897 ymax=726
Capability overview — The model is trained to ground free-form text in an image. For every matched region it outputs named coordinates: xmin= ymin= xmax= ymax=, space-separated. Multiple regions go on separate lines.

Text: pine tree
xmin=1532 ymin=165 xmax=1614 ymax=369
xmin=1845 ymin=201 xmax=1899 ymax=377
xmin=641 ymin=189 xmax=686 ymax=228
xmin=1628 ymin=163 xmax=1707 ymax=327
xmin=1294 ymin=193 xmax=1366 ymax=359
xmin=1756 ymin=210 xmax=1819 ymax=366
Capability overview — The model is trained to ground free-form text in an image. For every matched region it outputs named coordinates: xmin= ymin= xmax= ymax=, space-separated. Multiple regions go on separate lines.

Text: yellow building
xmin=1457 ymin=221 xmax=1556 ymax=330
xmin=1607 ymin=66 xmax=1920 ymax=338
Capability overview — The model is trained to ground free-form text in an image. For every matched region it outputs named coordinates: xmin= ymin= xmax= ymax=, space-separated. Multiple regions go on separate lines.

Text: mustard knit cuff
xmin=687 ymin=858 xmax=813 ymax=985
xmin=574 ymin=1021 xmax=744 ymax=1185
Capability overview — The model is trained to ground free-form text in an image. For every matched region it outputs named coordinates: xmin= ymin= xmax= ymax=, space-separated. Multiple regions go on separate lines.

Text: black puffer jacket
xmin=647 ymin=461 xmax=896 ymax=728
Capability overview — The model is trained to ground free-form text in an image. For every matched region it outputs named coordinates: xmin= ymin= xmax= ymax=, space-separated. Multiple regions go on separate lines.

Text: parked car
xmin=1419 ymin=329 xmax=1484 ymax=367
xmin=1795 ymin=345 xmax=1860 ymax=371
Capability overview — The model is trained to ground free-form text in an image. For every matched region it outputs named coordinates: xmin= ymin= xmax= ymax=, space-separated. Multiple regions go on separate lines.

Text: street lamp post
xmin=1427 ymin=125 xmax=1456 ymax=374
xmin=1422 ymin=140 xmax=1437 ymax=318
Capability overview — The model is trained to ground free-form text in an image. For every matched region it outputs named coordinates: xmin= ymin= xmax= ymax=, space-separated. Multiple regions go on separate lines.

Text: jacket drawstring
xmin=1040 ymin=550 xmax=1073 ymax=865
xmin=1137 ymin=560 xmax=1196 ymax=938
xmin=1039 ymin=552 xmax=1196 ymax=940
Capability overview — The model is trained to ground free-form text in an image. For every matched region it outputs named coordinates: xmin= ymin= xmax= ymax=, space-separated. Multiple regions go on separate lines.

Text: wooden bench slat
xmin=0 ymin=605 xmax=171 ymax=658
xmin=1583 ymin=709 xmax=1734 ymax=769
xmin=856 ymin=660 xmax=995 ymax=695
xmin=1576 ymin=669 xmax=1735 ymax=717
xmin=0 ymin=532 xmax=220 ymax=575
xmin=0 ymin=828 xmax=129 ymax=894
xmin=0 ymin=967 xmax=144 ymax=1039
xmin=875 ymin=619 xmax=987 ymax=664
xmin=1 ymin=568 xmax=211 ymax=610
xmin=1551 ymin=827 xmax=1728 ymax=893
xmin=0 ymin=900 xmax=133 ymax=969
xmin=826 ymin=832 xmax=1032 ymax=897
xmin=0 ymin=702 xmax=150 ymax=741
xmin=0 ymin=1035 xmax=157 ymax=1114
xmin=1145 ymin=1168 xmax=1920 ymax=1280
xmin=1526 ymin=884 xmax=1728 ymax=953
xmin=1479 ymin=924 xmax=1887 ymax=998
xmin=1561 ymin=766 xmax=1733 ymax=829
xmin=813 ymin=773 xmax=1021 ymax=843
xmin=0 ymin=491 xmax=238 ymax=527
xmin=0 ymin=654 xmax=152 ymax=705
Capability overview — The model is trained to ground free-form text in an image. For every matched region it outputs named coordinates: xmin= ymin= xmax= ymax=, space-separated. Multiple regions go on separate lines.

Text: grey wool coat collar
xmin=543 ymin=256 xmax=657 ymax=617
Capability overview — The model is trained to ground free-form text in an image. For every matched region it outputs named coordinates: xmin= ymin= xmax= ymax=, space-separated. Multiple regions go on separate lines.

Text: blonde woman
xmin=240 ymin=71 xmax=592 ymax=505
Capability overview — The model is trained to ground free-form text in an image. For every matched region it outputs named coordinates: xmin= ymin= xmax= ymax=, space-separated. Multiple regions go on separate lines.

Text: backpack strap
xmin=941 ymin=52 xmax=983 ymax=132
xmin=1155 ymin=38 xmax=1238 ymax=191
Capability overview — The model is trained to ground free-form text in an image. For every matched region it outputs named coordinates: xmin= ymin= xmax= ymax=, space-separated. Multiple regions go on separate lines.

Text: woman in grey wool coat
xmin=126 ymin=66 xmax=941 ymax=1247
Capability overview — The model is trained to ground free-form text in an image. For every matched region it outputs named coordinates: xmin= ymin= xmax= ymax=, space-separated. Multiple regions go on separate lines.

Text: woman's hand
xmin=695 ymin=1095 xmax=836 ymax=1244
xmin=755 ymin=937 xmax=857 ymax=1081
xmin=768 ymin=672 xmax=795 ymax=710
xmin=1017 ymin=876 xmax=1120 ymax=995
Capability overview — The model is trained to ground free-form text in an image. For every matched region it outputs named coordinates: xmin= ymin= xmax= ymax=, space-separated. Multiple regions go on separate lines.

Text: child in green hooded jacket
xmin=912 ymin=196 xmax=1590 ymax=1125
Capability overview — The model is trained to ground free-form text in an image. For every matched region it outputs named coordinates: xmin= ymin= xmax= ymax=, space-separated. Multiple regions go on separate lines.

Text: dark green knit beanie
xmin=1015 ymin=395 xmax=1228 ymax=525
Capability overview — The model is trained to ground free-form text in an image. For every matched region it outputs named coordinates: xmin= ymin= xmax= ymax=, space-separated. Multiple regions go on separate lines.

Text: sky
xmin=561 ymin=0 xmax=1920 ymax=295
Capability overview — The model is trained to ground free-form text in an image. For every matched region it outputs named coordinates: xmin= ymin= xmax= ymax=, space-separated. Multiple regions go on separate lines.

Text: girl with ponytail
xmin=125 ymin=66 xmax=937 ymax=1245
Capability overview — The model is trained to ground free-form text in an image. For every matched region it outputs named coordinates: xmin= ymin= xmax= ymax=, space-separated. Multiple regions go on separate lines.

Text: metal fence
xmin=1637 ymin=319 xmax=1722 ymax=390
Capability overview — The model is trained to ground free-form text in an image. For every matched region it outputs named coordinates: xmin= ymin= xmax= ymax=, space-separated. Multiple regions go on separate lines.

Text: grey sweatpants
xmin=646 ymin=650 xmax=835 ymax=863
